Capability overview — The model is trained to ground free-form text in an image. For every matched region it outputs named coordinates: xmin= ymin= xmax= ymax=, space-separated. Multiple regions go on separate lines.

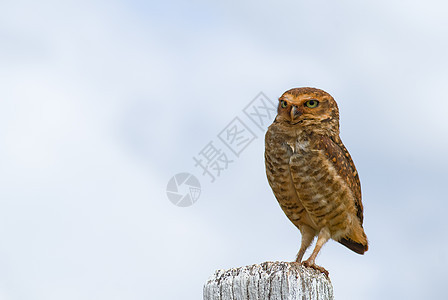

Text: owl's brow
xmin=279 ymin=96 xmax=292 ymax=101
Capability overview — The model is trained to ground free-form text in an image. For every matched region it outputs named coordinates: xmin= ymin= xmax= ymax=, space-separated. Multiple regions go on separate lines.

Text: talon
xmin=301 ymin=260 xmax=329 ymax=277
xmin=302 ymin=260 xmax=312 ymax=268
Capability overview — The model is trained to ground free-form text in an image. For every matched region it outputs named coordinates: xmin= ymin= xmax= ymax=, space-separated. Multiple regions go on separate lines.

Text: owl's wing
xmin=316 ymin=135 xmax=364 ymax=224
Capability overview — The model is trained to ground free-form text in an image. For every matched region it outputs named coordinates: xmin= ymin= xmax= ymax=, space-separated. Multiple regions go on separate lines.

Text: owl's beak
xmin=291 ymin=105 xmax=302 ymax=122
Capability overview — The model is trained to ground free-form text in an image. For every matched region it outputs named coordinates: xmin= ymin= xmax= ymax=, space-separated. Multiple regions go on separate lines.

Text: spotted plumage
xmin=265 ymin=87 xmax=368 ymax=276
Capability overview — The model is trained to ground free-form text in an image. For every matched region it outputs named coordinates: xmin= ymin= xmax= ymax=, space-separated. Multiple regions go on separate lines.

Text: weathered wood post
xmin=203 ymin=261 xmax=334 ymax=300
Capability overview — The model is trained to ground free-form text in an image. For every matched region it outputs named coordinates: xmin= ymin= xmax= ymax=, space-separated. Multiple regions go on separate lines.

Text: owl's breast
xmin=265 ymin=125 xmax=315 ymax=228
xmin=265 ymin=124 xmax=355 ymax=235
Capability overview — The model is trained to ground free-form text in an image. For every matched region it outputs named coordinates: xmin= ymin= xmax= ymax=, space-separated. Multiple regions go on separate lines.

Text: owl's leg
xmin=302 ymin=227 xmax=331 ymax=276
xmin=295 ymin=225 xmax=315 ymax=262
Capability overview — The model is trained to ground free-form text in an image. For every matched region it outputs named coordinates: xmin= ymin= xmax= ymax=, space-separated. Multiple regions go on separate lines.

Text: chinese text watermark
xmin=166 ymin=92 xmax=276 ymax=207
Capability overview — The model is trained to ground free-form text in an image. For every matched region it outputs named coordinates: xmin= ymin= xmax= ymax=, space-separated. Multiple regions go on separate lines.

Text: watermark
xmin=218 ymin=117 xmax=257 ymax=157
xmin=166 ymin=173 xmax=201 ymax=207
xmin=166 ymin=92 xmax=276 ymax=207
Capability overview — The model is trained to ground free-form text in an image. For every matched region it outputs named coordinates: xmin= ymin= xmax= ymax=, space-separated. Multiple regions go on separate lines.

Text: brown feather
xmin=339 ymin=237 xmax=368 ymax=254
xmin=316 ymin=135 xmax=364 ymax=225
xmin=315 ymin=134 xmax=368 ymax=250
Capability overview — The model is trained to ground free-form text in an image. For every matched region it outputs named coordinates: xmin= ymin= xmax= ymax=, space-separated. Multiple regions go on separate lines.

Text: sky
xmin=1 ymin=0 xmax=448 ymax=299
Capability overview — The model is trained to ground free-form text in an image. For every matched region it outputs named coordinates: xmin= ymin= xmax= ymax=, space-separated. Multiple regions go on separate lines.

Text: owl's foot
xmin=302 ymin=260 xmax=329 ymax=277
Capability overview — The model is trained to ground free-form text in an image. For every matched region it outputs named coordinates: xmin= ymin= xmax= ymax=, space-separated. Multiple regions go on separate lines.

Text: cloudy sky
xmin=1 ymin=0 xmax=448 ymax=299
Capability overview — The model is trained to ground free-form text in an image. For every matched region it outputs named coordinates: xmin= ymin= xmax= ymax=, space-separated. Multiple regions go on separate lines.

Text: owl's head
xmin=276 ymin=87 xmax=339 ymax=133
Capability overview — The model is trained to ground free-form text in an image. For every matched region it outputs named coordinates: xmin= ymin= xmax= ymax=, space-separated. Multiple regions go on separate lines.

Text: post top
xmin=204 ymin=261 xmax=334 ymax=300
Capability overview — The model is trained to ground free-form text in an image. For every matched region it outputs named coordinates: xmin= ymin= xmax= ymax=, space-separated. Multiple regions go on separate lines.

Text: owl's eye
xmin=305 ymin=100 xmax=319 ymax=108
xmin=280 ymin=100 xmax=288 ymax=108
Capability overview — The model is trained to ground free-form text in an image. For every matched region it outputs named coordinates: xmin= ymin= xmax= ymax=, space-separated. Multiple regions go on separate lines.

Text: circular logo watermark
xmin=166 ymin=173 xmax=201 ymax=207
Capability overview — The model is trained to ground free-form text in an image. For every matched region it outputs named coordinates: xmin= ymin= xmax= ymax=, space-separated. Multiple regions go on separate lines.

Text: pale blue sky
xmin=1 ymin=1 xmax=447 ymax=299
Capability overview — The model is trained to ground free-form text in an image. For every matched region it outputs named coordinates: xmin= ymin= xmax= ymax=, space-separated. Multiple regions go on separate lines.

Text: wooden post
xmin=203 ymin=261 xmax=334 ymax=300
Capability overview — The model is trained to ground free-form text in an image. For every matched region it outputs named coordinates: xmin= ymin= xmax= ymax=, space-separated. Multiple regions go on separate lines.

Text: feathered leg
xmin=295 ymin=225 xmax=315 ymax=262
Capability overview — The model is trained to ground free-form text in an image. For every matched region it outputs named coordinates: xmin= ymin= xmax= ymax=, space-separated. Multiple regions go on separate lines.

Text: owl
xmin=265 ymin=87 xmax=368 ymax=276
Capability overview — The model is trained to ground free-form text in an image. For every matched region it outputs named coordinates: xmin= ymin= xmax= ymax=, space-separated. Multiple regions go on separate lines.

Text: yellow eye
xmin=280 ymin=100 xmax=288 ymax=108
xmin=305 ymin=100 xmax=319 ymax=108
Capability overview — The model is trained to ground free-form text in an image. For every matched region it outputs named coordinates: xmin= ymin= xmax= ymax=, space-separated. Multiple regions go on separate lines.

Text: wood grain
xmin=203 ymin=262 xmax=333 ymax=300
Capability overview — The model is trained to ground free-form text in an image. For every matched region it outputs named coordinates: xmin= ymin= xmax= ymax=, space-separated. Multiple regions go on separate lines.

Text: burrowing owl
xmin=265 ymin=87 xmax=368 ymax=276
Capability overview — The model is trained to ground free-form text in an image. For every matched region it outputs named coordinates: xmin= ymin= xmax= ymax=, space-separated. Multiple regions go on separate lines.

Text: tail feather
xmin=338 ymin=237 xmax=368 ymax=255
